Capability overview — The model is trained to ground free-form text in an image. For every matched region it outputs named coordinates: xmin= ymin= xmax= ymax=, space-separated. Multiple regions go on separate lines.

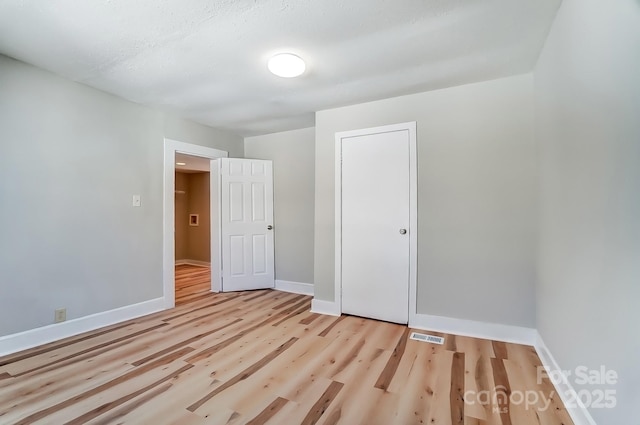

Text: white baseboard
xmin=310 ymin=298 xmax=341 ymax=316
xmin=175 ymin=259 xmax=210 ymax=267
xmin=0 ymin=297 xmax=166 ymax=357
xmin=410 ymin=313 xmax=537 ymax=346
xmin=535 ymin=333 xmax=597 ymax=425
xmin=275 ymin=280 xmax=314 ymax=296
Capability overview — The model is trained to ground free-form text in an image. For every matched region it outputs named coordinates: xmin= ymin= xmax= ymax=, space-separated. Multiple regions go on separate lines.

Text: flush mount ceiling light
xmin=176 ymin=162 xmax=186 ymax=166
xmin=268 ymin=53 xmax=306 ymax=78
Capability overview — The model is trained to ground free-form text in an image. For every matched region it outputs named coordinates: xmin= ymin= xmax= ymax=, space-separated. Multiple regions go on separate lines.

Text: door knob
xmin=399 ymin=228 xmax=407 ymax=235
xmin=267 ymin=225 xmax=273 ymax=230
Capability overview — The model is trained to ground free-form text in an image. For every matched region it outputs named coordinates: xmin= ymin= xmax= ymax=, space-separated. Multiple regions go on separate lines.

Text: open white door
xmin=220 ymin=158 xmax=275 ymax=291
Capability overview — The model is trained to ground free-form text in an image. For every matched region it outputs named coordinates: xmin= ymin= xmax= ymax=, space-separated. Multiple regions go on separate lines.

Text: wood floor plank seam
xmin=329 ymin=337 xmax=366 ymax=380
xmin=474 ymin=354 xmax=494 ymax=422
xmin=374 ymin=327 xmax=410 ymax=391
xmin=446 ymin=334 xmax=458 ymax=352
xmin=187 ymin=336 xmax=299 ymax=412
xmin=272 ymin=294 xmax=306 ymax=310
xmin=271 ymin=301 xmax=312 ymax=327
xmin=176 ymin=279 xmax=209 ymax=289
xmin=491 ymin=357 xmax=513 ymax=425
xmin=299 ymin=313 xmax=321 ymax=326
xmin=175 ymin=292 xmax=215 ymax=305
xmin=278 ymin=297 xmax=313 ymax=316
xmin=242 ymin=289 xmax=275 ymax=302
xmin=4 ymin=334 xmax=143 ymax=383
xmin=131 ymin=318 xmax=243 ymax=366
xmin=492 ymin=341 xmax=509 ymax=360
xmin=86 ymin=382 xmax=174 ymax=425
xmin=166 ymin=307 xmax=243 ymax=331
xmin=317 ymin=316 xmax=346 ymax=337
xmin=63 ymin=366 xmax=190 ymax=425
xmin=185 ymin=331 xmax=249 ymax=364
xmin=185 ymin=303 xmax=309 ymax=364
xmin=244 ymin=396 xmax=290 ymax=425
xmin=11 ymin=347 xmax=195 ymax=425
xmin=6 ymin=323 xmax=169 ymax=378
xmin=0 ymin=321 xmax=139 ymax=367
xmin=450 ymin=352 xmax=465 ymax=425
xmin=300 ymin=380 xmax=344 ymax=425
xmin=161 ymin=294 xmax=244 ymax=322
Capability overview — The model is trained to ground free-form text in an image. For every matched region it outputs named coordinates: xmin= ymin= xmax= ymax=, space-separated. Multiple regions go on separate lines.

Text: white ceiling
xmin=0 ymin=0 xmax=560 ymax=136
xmin=175 ymin=153 xmax=212 ymax=173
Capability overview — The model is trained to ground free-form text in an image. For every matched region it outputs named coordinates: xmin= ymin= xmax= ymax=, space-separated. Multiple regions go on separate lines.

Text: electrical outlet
xmin=132 ymin=195 xmax=141 ymax=207
xmin=54 ymin=308 xmax=66 ymax=323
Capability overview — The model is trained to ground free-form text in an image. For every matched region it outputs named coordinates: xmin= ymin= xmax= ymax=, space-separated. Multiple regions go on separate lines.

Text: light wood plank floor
xmin=0 ymin=286 xmax=573 ymax=424
xmin=175 ymin=264 xmax=212 ymax=305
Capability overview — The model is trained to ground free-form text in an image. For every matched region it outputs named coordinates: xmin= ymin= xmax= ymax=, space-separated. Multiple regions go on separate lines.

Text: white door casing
xmin=210 ymin=159 xmax=221 ymax=292
xmin=220 ymin=158 xmax=275 ymax=291
xmin=335 ymin=122 xmax=417 ymax=324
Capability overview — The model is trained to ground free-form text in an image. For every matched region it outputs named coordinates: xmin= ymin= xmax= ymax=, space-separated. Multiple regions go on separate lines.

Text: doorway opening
xmin=163 ymin=139 xmax=227 ymax=309
xmin=174 ymin=153 xmax=213 ymax=305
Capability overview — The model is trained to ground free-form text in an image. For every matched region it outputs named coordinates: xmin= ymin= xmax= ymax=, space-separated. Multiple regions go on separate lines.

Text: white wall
xmin=244 ymin=128 xmax=315 ymax=284
xmin=0 ymin=54 xmax=243 ymax=337
xmin=315 ymin=74 xmax=538 ymax=327
xmin=163 ymin=115 xmax=242 ymax=157
xmin=534 ymin=0 xmax=640 ymax=423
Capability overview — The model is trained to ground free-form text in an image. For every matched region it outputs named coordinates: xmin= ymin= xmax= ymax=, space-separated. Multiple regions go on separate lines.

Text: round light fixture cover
xmin=268 ymin=53 xmax=306 ymax=78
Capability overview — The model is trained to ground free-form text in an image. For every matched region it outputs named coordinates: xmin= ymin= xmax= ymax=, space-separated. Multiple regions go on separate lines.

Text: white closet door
xmin=220 ymin=158 xmax=274 ymax=291
xmin=340 ymin=127 xmax=411 ymax=324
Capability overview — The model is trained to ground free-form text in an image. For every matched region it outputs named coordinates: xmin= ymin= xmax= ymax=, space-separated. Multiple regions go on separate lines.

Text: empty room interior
xmin=0 ymin=1 xmax=637 ymax=424
xmin=174 ymin=153 xmax=214 ymax=305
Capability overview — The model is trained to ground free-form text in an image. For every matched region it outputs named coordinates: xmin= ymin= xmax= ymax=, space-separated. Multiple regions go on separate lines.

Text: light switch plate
xmin=132 ymin=195 xmax=141 ymax=207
